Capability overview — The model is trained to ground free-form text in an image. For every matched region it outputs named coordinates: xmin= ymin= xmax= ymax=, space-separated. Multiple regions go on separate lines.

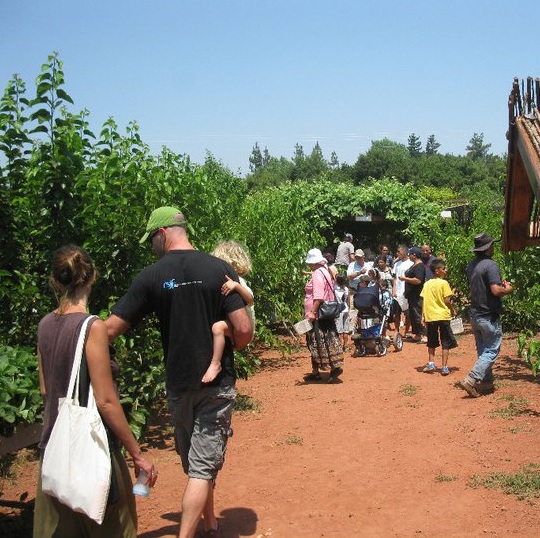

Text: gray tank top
xmin=37 ymin=312 xmax=96 ymax=449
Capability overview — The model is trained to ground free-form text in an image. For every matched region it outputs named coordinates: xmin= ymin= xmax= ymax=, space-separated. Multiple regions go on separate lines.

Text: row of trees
xmin=246 ymin=135 xmax=505 ymax=201
xmin=1 ymin=53 xmax=537 ymax=436
xmin=251 ymin=131 xmax=493 ymax=173
xmin=406 ymin=132 xmax=492 ymax=159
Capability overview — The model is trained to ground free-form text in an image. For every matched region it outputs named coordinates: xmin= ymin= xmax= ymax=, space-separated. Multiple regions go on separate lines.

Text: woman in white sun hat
xmin=302 ymin=248 xmax=345 ymax=383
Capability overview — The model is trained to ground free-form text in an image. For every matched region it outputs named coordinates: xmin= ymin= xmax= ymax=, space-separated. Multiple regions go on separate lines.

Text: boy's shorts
xmin=168 ymin=385 xmax=235 ymax=480
xmin=426 ymin=320 xmax=458 ymax=349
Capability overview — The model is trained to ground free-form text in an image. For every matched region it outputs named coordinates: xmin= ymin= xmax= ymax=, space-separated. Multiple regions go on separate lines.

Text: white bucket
xmin=450 ymin=317 xmax=464 ymax=335
xmin=293 ymin=319 xmax=313 ymax=335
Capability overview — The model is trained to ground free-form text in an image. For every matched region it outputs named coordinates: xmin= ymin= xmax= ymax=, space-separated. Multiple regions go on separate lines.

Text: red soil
xmin=2 ymin=328 xmax=540 ymax=537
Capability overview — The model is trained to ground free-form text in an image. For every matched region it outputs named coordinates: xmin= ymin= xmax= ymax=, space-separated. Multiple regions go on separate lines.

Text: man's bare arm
xmin=227 ymin=308 xmax=253 ymax=350
xmin=105 ymin=314 xmax=132 ymax=343
xmin=490 ymin=281 xmax=513 ymax=297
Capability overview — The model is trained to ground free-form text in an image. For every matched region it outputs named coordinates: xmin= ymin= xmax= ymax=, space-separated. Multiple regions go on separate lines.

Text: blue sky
xmin=1 ymin=1 xmax=538 ymax=175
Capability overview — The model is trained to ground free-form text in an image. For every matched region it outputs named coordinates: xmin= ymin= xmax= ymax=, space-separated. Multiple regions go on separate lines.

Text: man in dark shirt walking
xmin=106 ymin=206 xmax=253 ymax=538
xmin=458 ymin=233 xmax=513 ymax=398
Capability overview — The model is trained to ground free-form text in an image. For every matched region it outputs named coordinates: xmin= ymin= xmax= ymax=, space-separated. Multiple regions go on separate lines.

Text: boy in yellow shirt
xmin=420 ymin=258 xmax=458 ymax=375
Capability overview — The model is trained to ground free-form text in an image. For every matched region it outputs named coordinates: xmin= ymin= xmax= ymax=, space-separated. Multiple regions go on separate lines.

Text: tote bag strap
xmin=318 ymin=267 xmax=338 ymax=300
xmin=66 ymin=315 xmax=97 ymax=403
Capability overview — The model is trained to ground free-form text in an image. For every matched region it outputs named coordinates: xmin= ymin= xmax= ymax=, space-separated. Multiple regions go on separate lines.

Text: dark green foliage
xmin=425 ymin=134 xmax=440 ymax=155
xmin=249 ymin=142 xmax=263 ymax=172
xmin=245 ymin=156 xmax=294 ymax=191
xmin=407 ymin=133 xmax=422 ymax=157
xmin=466 ymin=132 xmax=492 ymax=160
xmin=349 ymin=138 xmax=505 ymax=201
xmin=353 ymin=139 xmax=412 ymax=183
xmin=501 ymin=248 xmax=540 ymax=332
xmin=0 ymin=346 xmax=42 ymax=435
xmin=112 ymin=324 xmax=166 ymax=440
xmin=0 ymin=56 xmax=248 ymax=438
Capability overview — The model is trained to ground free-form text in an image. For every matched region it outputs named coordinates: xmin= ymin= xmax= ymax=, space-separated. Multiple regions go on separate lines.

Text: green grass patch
xmin=285 ymin=435 xmax=303 ymax=445
xmin=470 ymin=464 xmax=540 ymax=500
xmin=489 ymin=395 xmax=529 ymax=419
xmin=399 ymin=384 xmax=418 ymax=397
xmin=435 ymin=472 xmax=458 ymax=482
xmin=234 ymin=394 xmax=261 ymax=413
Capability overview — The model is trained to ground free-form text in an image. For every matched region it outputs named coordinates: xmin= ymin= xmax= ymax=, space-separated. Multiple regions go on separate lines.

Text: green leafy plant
xmin=111 ymin=324 xmax=166 ymax=440
xmin=516 ymin=332 xmax=540 ymax=377
xmin=0 ymin=346 xmax=42 ymax=435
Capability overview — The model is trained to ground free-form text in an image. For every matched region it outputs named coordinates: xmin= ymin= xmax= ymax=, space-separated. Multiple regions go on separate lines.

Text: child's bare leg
xmin=404 ymin=312 xmax=411 ymax=335
xmin=393 ymin=311 xmax=400 ymax=334
xmin=202 ymin=321 xmax=229 ymax=383
xmin=441 ymin=348 xmax=449 ymax=368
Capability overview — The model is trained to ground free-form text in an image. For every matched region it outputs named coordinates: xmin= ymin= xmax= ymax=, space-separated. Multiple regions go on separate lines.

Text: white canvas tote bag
xmin=41 ymin=315 xmax=111 ymax=524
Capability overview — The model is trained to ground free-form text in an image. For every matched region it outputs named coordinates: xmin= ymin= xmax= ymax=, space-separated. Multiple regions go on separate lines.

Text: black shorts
xmin=426 ymin=320 xmax=458 ymax=350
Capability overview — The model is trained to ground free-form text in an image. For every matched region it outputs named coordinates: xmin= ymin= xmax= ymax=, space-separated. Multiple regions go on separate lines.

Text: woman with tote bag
xmin=34 ymin=245 xmax=157 ymax=537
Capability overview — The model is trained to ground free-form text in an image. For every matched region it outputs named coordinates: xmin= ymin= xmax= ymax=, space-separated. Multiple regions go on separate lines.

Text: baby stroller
xmin=351 ymin=284 xmax=403 ymax=357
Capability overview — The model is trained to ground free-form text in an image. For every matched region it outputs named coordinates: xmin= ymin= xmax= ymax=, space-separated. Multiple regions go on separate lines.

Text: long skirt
xmin=33 ymin=446 xmax=137 ymax=538
xmin=306 ymin=318 xmax=344 ymax=371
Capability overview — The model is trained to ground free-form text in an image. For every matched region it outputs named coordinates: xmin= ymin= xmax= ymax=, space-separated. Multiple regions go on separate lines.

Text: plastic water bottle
xmin=133 ymin=470 xmax=150 ymax=497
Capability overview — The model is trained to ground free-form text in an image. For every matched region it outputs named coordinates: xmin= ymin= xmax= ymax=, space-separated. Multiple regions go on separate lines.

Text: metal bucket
xmin=293 ymin=319 xmax=313 ymax=335
xmin=450 ymin=317 xmax=464 ymax=335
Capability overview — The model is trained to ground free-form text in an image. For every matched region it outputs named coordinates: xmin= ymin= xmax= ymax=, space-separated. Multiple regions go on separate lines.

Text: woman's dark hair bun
xmin=50 ymin=244 xmax=96 ymax=297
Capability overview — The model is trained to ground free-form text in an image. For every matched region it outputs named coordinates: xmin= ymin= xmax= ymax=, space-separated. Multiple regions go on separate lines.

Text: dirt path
xmin=2 ymin=329 xmax=540 ymax=537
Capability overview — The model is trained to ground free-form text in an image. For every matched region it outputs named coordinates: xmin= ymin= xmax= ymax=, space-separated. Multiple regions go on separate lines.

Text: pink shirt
xmin=304 ymin=266 xmax=335 ymax=318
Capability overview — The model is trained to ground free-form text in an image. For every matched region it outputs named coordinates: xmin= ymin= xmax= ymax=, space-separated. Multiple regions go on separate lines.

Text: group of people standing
xmin=302 ymin=231 xmax=514 ymax=396
xmin=333 ymin=233 xmax=439 ymax=346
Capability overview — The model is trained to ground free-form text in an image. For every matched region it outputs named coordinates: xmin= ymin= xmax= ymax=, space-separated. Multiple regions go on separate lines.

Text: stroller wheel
xmin=393 ymin=333 xmax=403 ymax=351
xmin=355 ymin=342 xmax=366 ymax=357
xmin=376 ymin=342 xmax=387 ymax=357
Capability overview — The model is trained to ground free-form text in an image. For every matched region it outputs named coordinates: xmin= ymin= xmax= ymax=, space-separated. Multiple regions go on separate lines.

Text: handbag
xmin=318 ymin=270 xmax=346 ymax=320
xmin=319 ymin=300 xmax=345 ymax=320
xmin=41 ymin=315 xmax=112 ymax=525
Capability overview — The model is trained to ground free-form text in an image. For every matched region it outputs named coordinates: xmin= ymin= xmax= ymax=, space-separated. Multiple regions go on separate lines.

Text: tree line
xmin=246 ymin=133 xmax=505 ymax=202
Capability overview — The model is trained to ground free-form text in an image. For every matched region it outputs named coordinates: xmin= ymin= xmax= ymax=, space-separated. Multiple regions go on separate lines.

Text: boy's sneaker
xmin=422 ymin=362 xmax=436 ymax=373
xmin=440 ymin=366 xmax=450 ymax=376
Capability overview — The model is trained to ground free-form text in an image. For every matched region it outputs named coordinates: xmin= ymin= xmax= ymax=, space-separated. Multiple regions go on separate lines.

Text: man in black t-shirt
xmin=400 ymin=246 xmax=427 ymax=342
xmin=106 ymin=206 xmax=252 ymax=538
xmin=420 ymin=243 xmax=436 ymax=280
xmin=458 ymin=233 xmax=513 ymax=398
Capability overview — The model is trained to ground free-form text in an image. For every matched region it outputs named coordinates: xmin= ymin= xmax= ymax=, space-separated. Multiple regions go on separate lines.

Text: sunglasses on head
xmin=148 ymin=229 xmax=160 ymax=243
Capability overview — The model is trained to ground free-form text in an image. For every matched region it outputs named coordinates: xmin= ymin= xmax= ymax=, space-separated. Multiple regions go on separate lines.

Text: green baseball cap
xmin=139 ymin=206 xmax=187 ymax=244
